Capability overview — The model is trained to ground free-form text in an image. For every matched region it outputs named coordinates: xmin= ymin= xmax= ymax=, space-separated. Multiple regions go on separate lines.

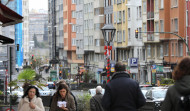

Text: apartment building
xmin=141 ymin=0 xmax=187 ymax=84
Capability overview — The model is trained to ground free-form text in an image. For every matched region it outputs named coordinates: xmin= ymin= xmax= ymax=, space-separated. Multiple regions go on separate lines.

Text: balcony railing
xmin=147 ymin=12 xmax=154 ymax=19
xmin=147 ymin=34 xmax=154 ymax=41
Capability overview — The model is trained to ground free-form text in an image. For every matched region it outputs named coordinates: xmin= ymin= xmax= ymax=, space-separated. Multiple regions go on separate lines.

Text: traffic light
xmin=135 ymin=29 xmax=138 ymax=38
xmin=16 ymin=44 xmax=19 ymax=51
xmin=32 ymin=55 xmax=34 ymax=59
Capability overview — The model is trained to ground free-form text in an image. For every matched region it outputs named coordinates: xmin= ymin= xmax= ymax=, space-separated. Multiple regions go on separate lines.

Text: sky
xmin=29 ymin=0 xmax=48 ymax=10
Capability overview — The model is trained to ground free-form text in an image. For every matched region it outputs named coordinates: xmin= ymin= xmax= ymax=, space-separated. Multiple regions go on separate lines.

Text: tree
xmin=8 ymin=69 xmax=44 ymax=93
xmin=33 ymin=34 xmax=40 ymax=48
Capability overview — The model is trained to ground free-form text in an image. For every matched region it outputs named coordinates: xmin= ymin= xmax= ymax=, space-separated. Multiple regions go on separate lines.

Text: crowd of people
xmin=17 ymin=56 xmax=190 ymax=111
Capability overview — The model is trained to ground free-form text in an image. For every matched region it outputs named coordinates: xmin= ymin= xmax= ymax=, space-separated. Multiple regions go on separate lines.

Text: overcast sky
xmin=29 ymin=0 xmax=48 ymax=10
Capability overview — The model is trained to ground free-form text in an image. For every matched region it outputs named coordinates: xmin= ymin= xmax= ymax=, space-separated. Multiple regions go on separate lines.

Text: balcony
xmin=147 ymin=12 xmax=154 ymax=19
xmin=147 ymin=34 xmax=154 ymax=41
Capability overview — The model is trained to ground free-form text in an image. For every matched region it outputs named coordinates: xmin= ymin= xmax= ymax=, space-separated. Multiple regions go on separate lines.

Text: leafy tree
xmin=8 ymin=69 xmax=44 ymax=93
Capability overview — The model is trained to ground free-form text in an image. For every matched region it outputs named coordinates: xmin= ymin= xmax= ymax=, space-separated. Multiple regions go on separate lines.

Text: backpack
xmin=179 ymin=95 xmax=190 ymax=111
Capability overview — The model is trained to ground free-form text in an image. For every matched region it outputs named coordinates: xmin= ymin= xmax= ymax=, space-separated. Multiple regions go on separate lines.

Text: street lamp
xmin=101 ymin=24 xmax=116 ymax=83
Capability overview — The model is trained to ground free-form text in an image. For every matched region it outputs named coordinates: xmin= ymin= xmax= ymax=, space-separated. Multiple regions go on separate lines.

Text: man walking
xmin=90 ymin=86 xmax=104 ymax=111
xmin=102 ymin=62 xmax=146 ymax=111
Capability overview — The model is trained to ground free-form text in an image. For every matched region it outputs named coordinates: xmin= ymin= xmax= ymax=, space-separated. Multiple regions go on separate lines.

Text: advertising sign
xmin=71 ymin=64 xmax=78 ymax=75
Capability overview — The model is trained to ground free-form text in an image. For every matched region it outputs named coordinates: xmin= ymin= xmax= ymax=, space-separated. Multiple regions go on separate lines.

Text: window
xmin=143 ymin=23 xmax=147 ymax=32
xmin=72 ymin=38 xmax=76 ymax=46
xmin=155 ymin=0 xmax=159 ymax=11
xmin=160 ymin=45 xmax=163 ymax=58
xmin=128 ymin=28 xmax=131 ymax=40
xmin=164 ymin=43 xmax=168 ymax=56
xmin=179 ymin=42 xmax=183 ymax=56
xmin=137 ymin=6 xmax=142 ymax=18
xmin=72 ymin=25 xmax=76 ymax=32
xmin=117 ymin=31 xmax=122 ymax=43
xmin=160 ymin=20 xmax=164 ymax=32
xmin=84 ymin=36 xmax=88 ymax=45
xmin=117 ymin=11 xmax=122 ymax=23
xmin=143 ymin=1 xmax=146 ymax=13
xmin=172 ymin=43 xmax=174 ymax=56
xmin=175 ymin=43 xmax=178 ymax=56
xmin=147 ymin=45 xmax=151 ymax=57
xmin=72 ymin=11 xmax=76 ymax=18
xmin=128 ymin=8 xmax=131 ymax=20
xmin=80 ymin=26 xmax=83 ymax=33
xmin=155 ymin=22 xmax=159 ymax=32
xmin=152 ymin=45 xmax=155 ymax=58
xmin=123 ymin=30 xmax=125 ymax=42
xmin=139 ymin=27 xmax=142 ymax=39
xmin=157 ymin=45 xmax=160 ymax=58
xmin=95 ymin=39 xmax=100 ymax=46
xmin=172 ymin=0 xmax=178 ymax=7
xmin=174 ymin=18 xmax=178 ymax=32
xmin=114 ymin=12 xmax=117 ymax=23
xmin=72 ymin=0 xmax=76 ymax=4
xmin=160 ymin=0 xmax=164 ymax=9
xmin=123 ymin=11 xmax=125 ymax=22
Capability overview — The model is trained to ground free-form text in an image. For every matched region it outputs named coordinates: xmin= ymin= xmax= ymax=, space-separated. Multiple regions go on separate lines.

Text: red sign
xmin=6 ymin=108 xmax=14 ymax=111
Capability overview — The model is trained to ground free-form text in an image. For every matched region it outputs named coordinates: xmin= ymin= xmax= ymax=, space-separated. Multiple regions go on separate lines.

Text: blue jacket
xmin=102 ymin=71 xmax=146 ymax=111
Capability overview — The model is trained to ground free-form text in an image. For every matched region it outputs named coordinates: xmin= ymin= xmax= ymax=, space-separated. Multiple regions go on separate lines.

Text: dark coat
xmin=90 ymin=93 xmax=104 ymax=111
xmin=161 ymin=75 xmax=190 ymax=111
xmin=50 ymin=93 xmax=76 ymax=111
xmin=102 ymin=71 xmax=146 ymax=111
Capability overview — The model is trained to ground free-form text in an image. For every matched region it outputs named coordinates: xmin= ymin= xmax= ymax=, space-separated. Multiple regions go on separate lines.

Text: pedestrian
xmin=90 ymin=86 xmax=104 ymax=111
xmin=18 ymin=86 xmax=45 ymax=111
xmin=49 ymin=80 xmax=78 ymax=111
xmin=161 ymin=56 xmax=190 ymax=111
xmin=50 ymin=83 xmax=76 ymax=111
xmin=102 ymin=62 xmax=146 ymax=111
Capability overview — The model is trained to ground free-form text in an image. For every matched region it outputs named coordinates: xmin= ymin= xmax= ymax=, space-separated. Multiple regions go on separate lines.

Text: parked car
xmin=47 ymin=81 xmax=55 ymax=89
xmin=88 ymin=88 xmax=105 ymax=97
xmin=145 ymin=87 xmax=168 ymax=110
xmin=39 ymin=86 xmax=52 ymax=96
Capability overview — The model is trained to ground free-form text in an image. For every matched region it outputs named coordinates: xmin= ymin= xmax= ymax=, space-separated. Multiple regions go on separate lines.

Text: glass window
xmin=128 ymin=8 xmax=131 ymax=20
xmin=179 ymin=42 xmax=183 ymax=56
xmin=160 ymin=0 xmax=164 ymax=9
xmin=147 ymin=45 xmax=151 ymax=57
xmin=164 ymin=43 xmax=168 ymax=56
xmin=160 ymin=20 xmax=164 ymax=32
xmin=128 ymin=28 xmax=131 ymax=40
xmin=123 ymin=30 xmax=125 ymax=42
xmin=160 ymin=45 xmax=163 ymax=58
xmin=174 ymin=18 xmax=178 ymax=32
xmin=175 ymin=43 xmax=178 ymax=56
xmin=171 ymin=43 xmax=174 ymax=56
xmin=155 ymin=0 xmax=159 ymax=11
xmin=123 ymin=11 xmax=125 ymax=22
xmin=143 ymin=1 xmax=146 ymax=13
xmin=155 ymin=22 xmax=159 ymax=32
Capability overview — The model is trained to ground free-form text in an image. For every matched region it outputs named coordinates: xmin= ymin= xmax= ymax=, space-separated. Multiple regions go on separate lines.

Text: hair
xmin=173 ymin=56 xmax=190 ymax=80
xmin=96 ymin=86 xmax=102 ymax=94
xmin=22 ymin=86 xmax=40 ymax=98
xmin=56 ymin=84 xmax=69 ymax=97
xmin=115 ymin=62 xmax=126 ymax=72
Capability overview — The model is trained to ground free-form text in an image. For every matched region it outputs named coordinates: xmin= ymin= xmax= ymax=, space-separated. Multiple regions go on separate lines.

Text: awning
xmin=0 ymin=35 xmax=14 ymax=44
xmin=0 ymin=2 xmax=23 ymax=27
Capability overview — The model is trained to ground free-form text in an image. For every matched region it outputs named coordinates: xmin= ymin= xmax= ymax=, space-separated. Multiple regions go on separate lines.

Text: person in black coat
xmin=102 ymin=62 xmax=146 ymax=111
xmin=90 ymin=86 xmax=104 ymax=111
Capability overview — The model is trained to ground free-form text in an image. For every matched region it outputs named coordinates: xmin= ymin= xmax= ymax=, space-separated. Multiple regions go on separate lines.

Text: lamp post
xmin=101 ymin=24 xmax=116 ymax=83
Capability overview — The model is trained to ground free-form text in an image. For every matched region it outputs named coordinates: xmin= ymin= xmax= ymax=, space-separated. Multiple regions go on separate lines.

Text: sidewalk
xmin=0 ymin=105 xmax=50 ymax=111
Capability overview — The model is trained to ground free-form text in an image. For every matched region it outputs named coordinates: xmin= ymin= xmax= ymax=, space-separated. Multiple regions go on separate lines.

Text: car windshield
xmin=39 ymin=87 xmax=49 ymax=91
xmin=152 ymin=89 xmax=167 ymax=99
